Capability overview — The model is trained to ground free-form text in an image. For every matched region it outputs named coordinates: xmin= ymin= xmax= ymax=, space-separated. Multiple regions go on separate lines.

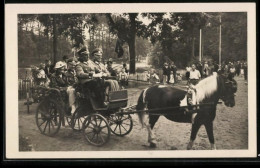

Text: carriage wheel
xmin=35 ymin=100 xmax=61 ymax=136
xmin=82 ymin=114 xmax=111 ymax=146
xmin=66 ymin=116 xmax=72 ymax=127
xmin=70 ymin=109 xmax=87 ymax=131
xmin=108 ymin=114 xmax=133 ymax=136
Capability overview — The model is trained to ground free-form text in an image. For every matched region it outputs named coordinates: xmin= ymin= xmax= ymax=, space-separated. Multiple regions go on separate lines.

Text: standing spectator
xmin=240 ymin=62 xmax=244 ymax=77
xmin=224 ymin=64 xmax=229 ymax=74
xmin=213 ymin=61 xmax=219 ymax=73
xmin=162 ymin=62 xmax=169 ymax=84
xmin=243 ymin=62 xmax=247 ymax=81
xmin=185 ymin=66 xmax=191 ymax=85
xmin=197 ymin=61 xmax=203 ymax=78
xmin=169 ymin=71 xmax=175 ymax=84
xmin=229 ymin=64 xmax=236 ymax=79
xmin=203 ymin=61 xmax=209 ymax=77
xmin=189 ymin=64 xmax=201 ymax=85
xmin=44 ymin=59 xmax=55 ymax=78
xmin=119 ymin=68 xmax=129 ymax=88
xmin=146 ymin=71 xmax=151 ymax=84
xmin=235 ymin=61 xmax=241 ymax=76
xmin=171 ymin=62 xmax=177 ymax=83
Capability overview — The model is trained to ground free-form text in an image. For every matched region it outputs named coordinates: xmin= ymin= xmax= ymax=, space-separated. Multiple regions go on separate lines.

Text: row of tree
xmin=18 ymin=12 xmax=247 ymax=72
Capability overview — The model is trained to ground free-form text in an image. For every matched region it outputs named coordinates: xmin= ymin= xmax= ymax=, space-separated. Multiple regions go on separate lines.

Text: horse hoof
xmin=211 ymin=144 xmax=217 ymax=150
xmin=170 ymin=146 xmax=178 ymax=150
xmin=187 ymin=142 xmax=194 ymax=150
xmin=187 ymin=146 xmax=192 ymax=150
xmin=150 ymin=142 xmax=157 ymax=148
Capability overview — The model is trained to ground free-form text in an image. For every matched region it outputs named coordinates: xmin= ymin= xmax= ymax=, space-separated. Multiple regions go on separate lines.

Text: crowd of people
xmin=30 ymin=46 xmax=129 ymax=115
xmin=185 ymin=60 xmax=248 ymax=85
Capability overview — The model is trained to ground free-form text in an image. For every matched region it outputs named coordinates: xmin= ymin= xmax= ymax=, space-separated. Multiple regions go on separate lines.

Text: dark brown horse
xmin=136 ymin=72 xmax=237 ymax=150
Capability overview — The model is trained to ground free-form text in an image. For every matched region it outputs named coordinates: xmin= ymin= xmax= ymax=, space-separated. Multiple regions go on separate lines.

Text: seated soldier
xmin=50 ymin=61 xmax=77 ymax=115
xmin=90 ymin=48 xmax=120 ymax=105
xmin=76 ymin=47 xmax=120 ymax=107
xmin=75 ymin=46 xmax=98 ymax=96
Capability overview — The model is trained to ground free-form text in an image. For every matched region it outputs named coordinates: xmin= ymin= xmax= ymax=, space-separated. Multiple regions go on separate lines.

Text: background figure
xmin=185 ymin=66 xmax=191 ymax=85
xmin=235 ymin=61 xmax=241 ymax=76
xmin=62 ymin=55 xmax=69 ymax=70
xmin=229 ymin=64 xmax=236 ymax=79
xmin=150 ymin=70 xmax=160 ymax=84
xmin=44 ymin=59 xmax=55 ymax=78
xmin=213 ymin=61 xmax=219 ymax=72
xmin=169 ymin=71 xmax=175 ymax=84
xmin=171 ymin=62 xmax=177 ymax=83
xmin=107 ymin=59 xmax=117 ymax=76
xmin=119 ymin=68 xmax=129 ymax=88
xmin=240 ymin=62 xmax=244 ymax=77
xmin=36 ymin=63 xmax=47 ymax=86
xmin=243 ymin=62 xmax=247 ymax=81
xmin=197 ymin=61 xmax=203 ymax=78
xmin=203 ymin=61 xmax=209 ymax=77
xmin=146 ymin=71 xmax=151 ymax=84
xmin=162 ymin=62 xmax=169 ymax=84
xmin=122 ymin=63 xmax=129 ymax=74
xmin=189 ymin=64 xmax=201 ymax=85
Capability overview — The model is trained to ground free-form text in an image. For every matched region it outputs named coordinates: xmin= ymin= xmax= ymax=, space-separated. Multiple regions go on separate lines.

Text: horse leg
xmin=145 ymin=115 xmax=160 ymax=148
xmin=204 ymin=121 xmax=216 ymax=150
xmin=187 ymin=121 xmax=202 ymax=150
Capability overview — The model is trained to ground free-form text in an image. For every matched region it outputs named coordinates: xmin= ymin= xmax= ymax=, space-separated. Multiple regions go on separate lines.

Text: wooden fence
xmin=18 ymin=69 xmax=186 ymax=100
xmin=18 ymin=79 xmax=35 ymax=100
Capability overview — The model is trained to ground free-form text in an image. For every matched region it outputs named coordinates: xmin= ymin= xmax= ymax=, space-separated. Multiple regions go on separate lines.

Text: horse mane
xmin=194 ymin=73 xmax=218 ymax=103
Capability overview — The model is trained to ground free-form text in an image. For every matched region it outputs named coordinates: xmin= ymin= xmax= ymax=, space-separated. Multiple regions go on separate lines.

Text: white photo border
xmin=5 ymin=3 xmax=257 ymax=158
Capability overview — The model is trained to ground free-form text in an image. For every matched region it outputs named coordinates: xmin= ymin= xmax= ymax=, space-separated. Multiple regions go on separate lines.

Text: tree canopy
xmin=18 ymin=12 xmax=247 ymax=70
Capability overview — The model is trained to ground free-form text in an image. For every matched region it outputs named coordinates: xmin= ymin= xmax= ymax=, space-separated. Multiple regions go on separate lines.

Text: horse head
xmin=218 ymin=72 xmax=237 ymax=107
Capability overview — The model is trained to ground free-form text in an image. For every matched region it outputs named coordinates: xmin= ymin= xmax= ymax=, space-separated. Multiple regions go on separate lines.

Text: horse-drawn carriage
xmin=34 ymin=71 xmax=237 ymax=149
xmin=35 ymin=77 xmax=133 ymax=146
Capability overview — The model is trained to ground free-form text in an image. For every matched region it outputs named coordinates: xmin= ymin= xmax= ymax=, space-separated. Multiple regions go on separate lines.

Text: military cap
xmin=92 ymin=48 xmax=103 ymax=56
xmin=77 ymin=46 xmax=89 ymax=56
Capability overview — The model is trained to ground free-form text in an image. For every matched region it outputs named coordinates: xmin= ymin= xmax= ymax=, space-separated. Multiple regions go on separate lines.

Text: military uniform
xmin=75 ymin=60 xmax=96 ymax=84
xmin=92 ymin=61 xmax=110 ymax=75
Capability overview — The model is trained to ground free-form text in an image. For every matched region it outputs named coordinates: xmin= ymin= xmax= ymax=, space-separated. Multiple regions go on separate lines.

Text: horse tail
xmin=136 ymin=88 xmax=148 ymax=127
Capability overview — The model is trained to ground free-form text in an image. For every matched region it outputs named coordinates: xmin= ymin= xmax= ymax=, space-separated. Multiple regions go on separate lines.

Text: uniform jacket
xmin=75 ymin=60 xmax=95 ymax=84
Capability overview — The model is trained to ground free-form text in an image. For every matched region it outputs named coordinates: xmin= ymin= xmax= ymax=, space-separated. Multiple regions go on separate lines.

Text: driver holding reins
xmin=76 ymin=47 xmax=119 ymax=107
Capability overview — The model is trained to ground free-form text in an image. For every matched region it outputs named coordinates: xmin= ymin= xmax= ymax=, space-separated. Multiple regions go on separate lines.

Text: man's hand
xmin=102 ymin=72 xmax=108 ymax=77
xmin=93 ymin=73 xmax=102 ymax=78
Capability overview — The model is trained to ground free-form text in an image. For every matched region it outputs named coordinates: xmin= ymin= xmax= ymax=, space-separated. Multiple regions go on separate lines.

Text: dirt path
xmin=19 ymin=76 xmax=248 ymax=151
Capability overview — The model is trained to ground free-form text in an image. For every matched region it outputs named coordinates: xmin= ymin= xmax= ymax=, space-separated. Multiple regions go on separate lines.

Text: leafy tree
xmin=106 ymin=13 xmax=148 ymax=73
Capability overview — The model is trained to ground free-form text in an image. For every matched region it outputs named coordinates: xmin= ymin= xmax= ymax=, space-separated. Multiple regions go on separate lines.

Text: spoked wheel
xmin=35 ymin=99 xmax=61 ymax=136
xmin=108 ymin=114 xmax=133 ymax=136
xmin=82 ymin=114 xmax=111 ymax=146
xmin=70 ymin=109 xmax=87 ymax=131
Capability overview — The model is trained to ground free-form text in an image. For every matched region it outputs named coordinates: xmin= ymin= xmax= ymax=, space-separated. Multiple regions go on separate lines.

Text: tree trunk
xmin=192 ymin=34 xmax=195 ymax=58
xmin=129 ymin=13 xmax=137 ymax=74
xmin=52 ymin=15 xmax=58 ymax=63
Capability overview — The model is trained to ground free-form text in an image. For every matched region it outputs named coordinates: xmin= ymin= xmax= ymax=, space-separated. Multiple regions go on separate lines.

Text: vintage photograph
xmin=5 ymin=3 xmax=257 ymax=158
